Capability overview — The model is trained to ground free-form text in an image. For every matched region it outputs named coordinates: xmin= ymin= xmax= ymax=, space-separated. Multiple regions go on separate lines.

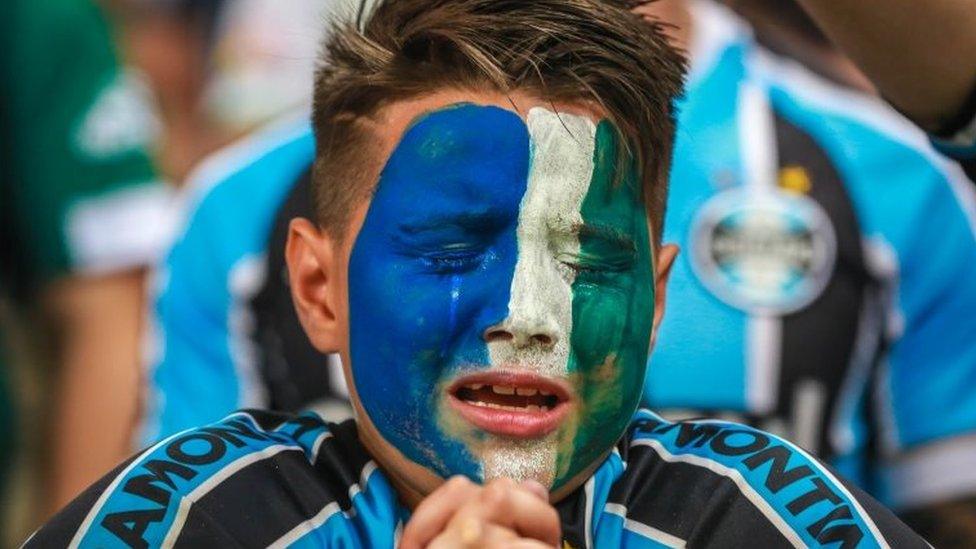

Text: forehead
xmin=381 ymin=104 xmax=532 ymax=223
xmin=375 ymin=102 xmax=640 ymax=225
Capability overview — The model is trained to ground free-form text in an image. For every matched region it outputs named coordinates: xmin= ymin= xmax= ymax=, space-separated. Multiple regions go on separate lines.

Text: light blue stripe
xmin=142 ymin=124 xmax=315 ymax=446
xmin=285 ymin=462 xmax=400 ymax=548
xmin=646 ymin=42 xmax=750 ymax=411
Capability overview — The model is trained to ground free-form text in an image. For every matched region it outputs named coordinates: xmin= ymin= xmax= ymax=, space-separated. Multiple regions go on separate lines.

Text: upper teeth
xmin=462 ymin=383 xmax=555 ymax=398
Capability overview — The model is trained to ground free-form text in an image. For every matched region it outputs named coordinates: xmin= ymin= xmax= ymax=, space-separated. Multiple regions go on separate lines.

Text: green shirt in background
xmin=0 ymin=0 xmax=172 ymax=499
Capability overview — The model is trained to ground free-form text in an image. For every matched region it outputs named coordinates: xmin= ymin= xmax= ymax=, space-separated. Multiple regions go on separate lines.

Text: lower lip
xmin=447 ymin=395 xmax=571 ymax=438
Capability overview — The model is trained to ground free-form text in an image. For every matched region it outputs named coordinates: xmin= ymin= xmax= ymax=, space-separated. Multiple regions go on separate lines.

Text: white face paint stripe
xmin=488 ymin=107 xmax=597 ymax=374
xmin=481 ymin=107 xmax=597 ymax=486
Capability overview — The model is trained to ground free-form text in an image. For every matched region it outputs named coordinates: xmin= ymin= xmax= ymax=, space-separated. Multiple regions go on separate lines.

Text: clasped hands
xmin=400 ymin=476 xmax=562 ymax=549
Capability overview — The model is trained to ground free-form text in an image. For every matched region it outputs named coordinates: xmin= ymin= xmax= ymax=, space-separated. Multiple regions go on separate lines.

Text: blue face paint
xmin=348 ymin=105 xmax=529 ymax=478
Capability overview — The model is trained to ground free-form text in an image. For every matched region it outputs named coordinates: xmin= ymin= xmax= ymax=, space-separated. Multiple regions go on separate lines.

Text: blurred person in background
xmin=0 ymin=0 xmax=173 ymax=534
xmin=136 ymin=0 xmax=351 ymax=448
xmin=102 ymin=0 xmax=225 ymax=182
xmin=640 ymin=0 xmax=976 ymax=545
xmin=105 ymin=0 xmax=326 ymax=183
xmin=795 ymin=0 xmax=976 ymax=182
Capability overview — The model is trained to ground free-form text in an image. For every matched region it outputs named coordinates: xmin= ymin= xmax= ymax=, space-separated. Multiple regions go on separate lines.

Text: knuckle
xmin=543 ymin=504 xmax=560 ymax=524
xmin=445 ymin=475 xmax=473 ymax=492
xmin=481 ymin=480 xmax=512 ymax=507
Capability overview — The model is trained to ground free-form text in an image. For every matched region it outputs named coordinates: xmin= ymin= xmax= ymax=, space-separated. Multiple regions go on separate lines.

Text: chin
xmin=477 ymin=434 xmax=560 ymax=488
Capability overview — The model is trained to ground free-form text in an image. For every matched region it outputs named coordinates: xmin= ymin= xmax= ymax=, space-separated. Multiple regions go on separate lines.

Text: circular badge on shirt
xmin=689 ymin=187 xmax=837 ymax=314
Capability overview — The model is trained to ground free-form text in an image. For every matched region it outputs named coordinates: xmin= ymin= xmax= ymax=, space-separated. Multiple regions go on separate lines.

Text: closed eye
xmin=420 ymin=247 xmax=486 ymax=273
xmin=555 ymin=250 xmax=635 ymax=273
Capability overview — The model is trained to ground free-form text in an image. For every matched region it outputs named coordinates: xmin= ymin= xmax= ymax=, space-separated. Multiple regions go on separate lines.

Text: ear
xmin=649 ymin=244 xmax=679 ymax=350
xmin=286 ymin=218 xmax=345 ymax=353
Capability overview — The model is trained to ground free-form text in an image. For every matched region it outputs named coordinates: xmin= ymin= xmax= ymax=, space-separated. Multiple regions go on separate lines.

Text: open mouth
xmin=454 ymin=384 xmax=561 ymax=412
xmin=446 ymin=371 xmax=572 ymax=438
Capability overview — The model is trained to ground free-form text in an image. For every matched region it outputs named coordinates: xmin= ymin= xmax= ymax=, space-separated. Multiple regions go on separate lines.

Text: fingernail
xmin=459 ymin=517 xmax=482 ymax=544
xmin=520 ymin=479 xmax=549 ymax=501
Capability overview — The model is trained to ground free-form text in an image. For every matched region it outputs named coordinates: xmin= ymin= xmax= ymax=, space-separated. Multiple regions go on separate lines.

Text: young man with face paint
xmin=30 ymin=1 xmax=925 ymax=547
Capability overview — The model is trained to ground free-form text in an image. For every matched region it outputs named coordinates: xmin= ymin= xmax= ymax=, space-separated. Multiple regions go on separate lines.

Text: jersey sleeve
xmin=870 ymin=149 xmax=976 ymax=510
xmin=602 ymin=411 xmax=927 ymax=548
xmin=760 ymin=71 xmax=976 ymax=512
xmin=2 ymin=0 xmax=171 ymax=291
xmin=26 ymin=412 xmax=398 ymax=548
xmin=137 ymin=120 xmax=315 ymax=447
xmin=26 ymin=410 xmax=330 ymax=548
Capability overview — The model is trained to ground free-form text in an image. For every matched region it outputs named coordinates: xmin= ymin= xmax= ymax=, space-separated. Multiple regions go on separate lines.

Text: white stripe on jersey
xmin=161 ymin=444 xmax=306 ymax=546
xmin=604 ymin=503 xmax=687 ymax=548
xmin=693 ymin=419 xmax=891 ymax=548
xmin=268 ymin=501 xmax=342 ymax=549
xmin=631 ymin=438 xmax=806 ymax=548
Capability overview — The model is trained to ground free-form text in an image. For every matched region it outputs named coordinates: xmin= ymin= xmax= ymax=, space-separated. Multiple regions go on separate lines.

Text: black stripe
xmin=934 ymin=77 xmax=976 ymax=140
xmin=773 ymin=109 xmax=874 ymax=459
xmin=24 ymin=454 xmax=142 ymax=547
xmin=607 ymin=445 xmax=791 ymax=548
xmin=961 ymin=157 xmax=976 ymax=185
xmin=250 ymin=166 xmax=335 ymax=412
xmin=554 ymin=483 xmax=590 ymax=549
xmin=309 ymin=420 xmax=373 ymax=512
xmin=175 ymin=448 xmax=337 ymax=547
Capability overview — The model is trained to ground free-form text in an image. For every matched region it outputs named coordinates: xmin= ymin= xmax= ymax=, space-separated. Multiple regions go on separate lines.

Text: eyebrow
xmin=398 ymin=211 xmax=507 ymax=234
xmin=574 ymin=222 xmax=636 ymax=251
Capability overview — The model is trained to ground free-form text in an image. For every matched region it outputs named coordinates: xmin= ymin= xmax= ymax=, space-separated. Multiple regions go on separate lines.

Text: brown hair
xmin=312 ymin=0 xmax=687 ymax=243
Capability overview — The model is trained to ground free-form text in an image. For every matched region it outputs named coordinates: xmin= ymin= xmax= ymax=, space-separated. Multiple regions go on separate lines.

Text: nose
xmin=484 ymin=314 xmax=559 ymax=349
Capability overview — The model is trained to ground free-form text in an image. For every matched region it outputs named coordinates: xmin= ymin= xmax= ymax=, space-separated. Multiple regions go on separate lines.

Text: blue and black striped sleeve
xmin=26 ymin=411 xmax=401 ymax=548
xmin=600 ymin=411 xmax=928 ymax=548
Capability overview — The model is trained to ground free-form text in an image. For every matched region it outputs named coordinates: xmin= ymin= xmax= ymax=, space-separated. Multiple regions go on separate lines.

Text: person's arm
xmin=795 ymin=0 xmax=976 ymax=132
xmin=43 ymin=270 xmax=147 ymax=515
xmin=5 ymin=0 xmax=171 ymax=518
xmin=862 ymin=124 xmax=976 ymax=542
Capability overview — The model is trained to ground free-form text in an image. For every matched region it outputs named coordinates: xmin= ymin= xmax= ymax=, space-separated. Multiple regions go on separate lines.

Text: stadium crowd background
xmin=2 ymin=0 xmax=975 ymax=546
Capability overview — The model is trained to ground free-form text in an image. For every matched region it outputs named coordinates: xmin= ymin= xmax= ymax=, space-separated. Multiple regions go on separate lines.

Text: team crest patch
xmin=689 ymin=187 xmax=836 ymax=314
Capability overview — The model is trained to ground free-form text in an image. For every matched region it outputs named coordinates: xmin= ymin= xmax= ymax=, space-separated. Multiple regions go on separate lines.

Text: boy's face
xmin=290 ymin=91 xmax=675 ymax=499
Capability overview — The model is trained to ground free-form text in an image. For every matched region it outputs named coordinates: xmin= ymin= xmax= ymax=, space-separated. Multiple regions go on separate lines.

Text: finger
xmin=519 ymin=479 xmax=550 ymax=502
xmin=400 ymin=476 xmax=480 ymax=549
xmin=428 ymin=522 xmax=518 ymax=549
xmin=501 ymin=539 xmax=558 ymax=549
xmin=477 ymin=478 xmax=561 ymax=546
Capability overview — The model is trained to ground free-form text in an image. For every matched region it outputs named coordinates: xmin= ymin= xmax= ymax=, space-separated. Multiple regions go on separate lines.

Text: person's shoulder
xmin=28 ymin=410 xmax=380 ymax=548
xmin=174 ymin=112 xmax=314 ymax=240
xmin=754 ymin=48 xmax=959 ymax=181
xmin=598 ymin=410 xmax=926 ymax=548
xmin=161 ymin=111 xmax=314 ymax=281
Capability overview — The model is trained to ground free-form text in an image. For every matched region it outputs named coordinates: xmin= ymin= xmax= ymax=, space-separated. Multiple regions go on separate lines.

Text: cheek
xmin=348 ymin=250 xmax=516 ymax=388
xmin=569 ymin=283 xmax=638 ymax=426
xmin=570 ymin=283 xmax=628 ymax=368
xmin=562 ymin=262 xmax=655 ymax=462
xmin=349 ymin=253 xmax=453 ymax=384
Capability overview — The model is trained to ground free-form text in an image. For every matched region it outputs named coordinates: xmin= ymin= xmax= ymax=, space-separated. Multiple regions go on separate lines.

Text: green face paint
xmin=556 ymin=120 xmax=655 ymax=486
